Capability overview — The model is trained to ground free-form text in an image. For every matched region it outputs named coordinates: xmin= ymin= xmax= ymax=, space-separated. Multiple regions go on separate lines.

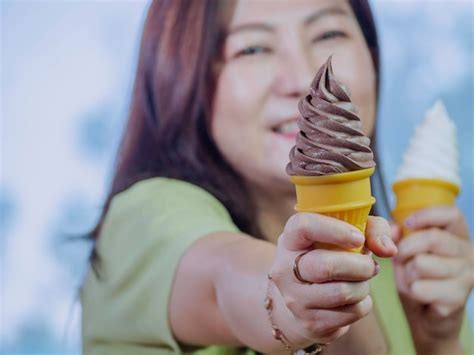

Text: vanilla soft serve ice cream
xmin=395 ymin=100 xmax=460 ymax=186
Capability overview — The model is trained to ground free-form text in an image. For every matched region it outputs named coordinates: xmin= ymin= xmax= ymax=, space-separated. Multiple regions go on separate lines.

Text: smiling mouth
xmin=272 ymin=120 xmax=299 ymax=134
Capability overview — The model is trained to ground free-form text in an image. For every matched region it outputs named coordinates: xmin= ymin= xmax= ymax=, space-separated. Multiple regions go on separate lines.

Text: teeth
xmin=275 ymin=121 xmax=298 ymax=133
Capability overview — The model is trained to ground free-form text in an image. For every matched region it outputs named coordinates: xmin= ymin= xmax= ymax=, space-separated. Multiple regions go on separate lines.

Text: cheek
xmin=211 ymin=62 xmax=271 ymax=173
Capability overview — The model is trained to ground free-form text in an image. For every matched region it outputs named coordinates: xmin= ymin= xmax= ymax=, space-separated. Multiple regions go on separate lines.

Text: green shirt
xmin=81 ymin=178 xmax=473 ymax=354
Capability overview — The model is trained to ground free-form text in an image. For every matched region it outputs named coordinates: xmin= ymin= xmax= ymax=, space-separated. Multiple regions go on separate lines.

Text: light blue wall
xmin=1 ymin=1 xmax=472 ymax=353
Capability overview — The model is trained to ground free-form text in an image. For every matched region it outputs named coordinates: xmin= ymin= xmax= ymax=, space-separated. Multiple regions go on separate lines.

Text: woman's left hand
xmin=392 ymin=206 xmax=474 ymax=355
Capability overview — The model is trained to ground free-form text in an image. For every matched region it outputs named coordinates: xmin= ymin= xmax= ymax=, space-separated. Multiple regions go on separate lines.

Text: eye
xmin=313 ymin=30 xmax=347 ymax=43
xmin=235 ymin=45 xmax=271 ymax=58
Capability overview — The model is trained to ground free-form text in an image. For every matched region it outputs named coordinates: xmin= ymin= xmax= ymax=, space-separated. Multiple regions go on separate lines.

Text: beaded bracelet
xmin=264 ymin=274 xmax=324 ymax=355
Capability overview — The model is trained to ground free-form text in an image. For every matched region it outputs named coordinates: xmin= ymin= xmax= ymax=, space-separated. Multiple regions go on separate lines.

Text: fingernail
xmin=380 ymin=235 xmax=395 ymax=250
xmin=405 ymin=216 xmax=415 ymax=228
xmin=351 ymin=230 xmax=365 ymax=246
xmin=373 ymin=260 xmax=380 ymax=276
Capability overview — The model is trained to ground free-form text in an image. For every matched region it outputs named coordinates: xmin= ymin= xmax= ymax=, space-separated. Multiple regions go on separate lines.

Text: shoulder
xmin=96 ymin=177 xmax=239 ymax=259
xmin=82 ymin=178 xmax=240 ymax=352
xmin=111 ymin=177 xmax=228 ymax=215
xmin=104 ymin=177 xmax=235 ymax=230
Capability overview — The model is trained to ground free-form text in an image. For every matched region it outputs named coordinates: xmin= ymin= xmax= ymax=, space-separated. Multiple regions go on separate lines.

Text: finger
xmin=310 ymin=282 xmax=370 ymax=308
xmin=393 ymin=259 xmax=411 ymax=296
xmin=282 ymin=213 xmax=365 ymax=251
xmin=306 ymin=296 xmax=372 ymax=335
xmin=298 ymin=249 xmax=377 ymax=283
xmin=317 ymin=326 xmax=350 ymax=345
xmin=410 ymin=279 xmax=467 ymax=308
xmin=390 ymin=222 xmax=402 ymax=244
xmin=404 ymin=254 xmax=464 ymax=285
xmin=396 ymin=229 xmax=466 ymax=263
xmin=430 ymin=303 xmax=465 ymax=319
xmin=291 ymin=281 xmax=370 ymax=310
xmin=405 ymin=206 xmax=463 ymax=232
xmin=365 ymin=216 xmax=398 ymax=257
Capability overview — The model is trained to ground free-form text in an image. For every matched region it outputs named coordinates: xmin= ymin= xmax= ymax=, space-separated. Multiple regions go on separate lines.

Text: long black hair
xmin=89 ymin=0 xmax=388 ymax=272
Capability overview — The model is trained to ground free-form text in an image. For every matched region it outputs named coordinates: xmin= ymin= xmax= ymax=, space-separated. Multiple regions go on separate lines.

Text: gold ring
xmin=293 ymin=250 xmax=313 ymax=285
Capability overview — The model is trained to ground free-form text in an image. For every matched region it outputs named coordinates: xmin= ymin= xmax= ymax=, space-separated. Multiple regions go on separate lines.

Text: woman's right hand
xmin=269 ymin=212 xmax=396 ymax=348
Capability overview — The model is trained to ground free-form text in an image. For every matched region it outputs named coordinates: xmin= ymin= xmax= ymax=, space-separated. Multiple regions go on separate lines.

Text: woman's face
xmin=212 ymin=0 xmax=376 ymax=193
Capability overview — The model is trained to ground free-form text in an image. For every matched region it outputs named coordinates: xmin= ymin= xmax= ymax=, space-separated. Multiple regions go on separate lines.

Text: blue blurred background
xmin=1 ymin=1 xmax=473 ymax=354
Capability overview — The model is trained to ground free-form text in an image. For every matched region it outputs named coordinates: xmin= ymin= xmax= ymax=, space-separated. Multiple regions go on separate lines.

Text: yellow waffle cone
xmin=392 ymin=178 xmax=460 ymax=236
xmin=289 ymin=167 xmax=376 ymax=253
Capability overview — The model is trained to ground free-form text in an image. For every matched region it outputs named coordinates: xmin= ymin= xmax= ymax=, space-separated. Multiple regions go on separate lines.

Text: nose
xmin=272 ymin=42 xmax=314 ymax=99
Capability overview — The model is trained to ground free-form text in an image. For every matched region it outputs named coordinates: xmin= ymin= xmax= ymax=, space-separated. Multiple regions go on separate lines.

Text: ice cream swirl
xmin=286 ymin=56 xmax=375 ymax=176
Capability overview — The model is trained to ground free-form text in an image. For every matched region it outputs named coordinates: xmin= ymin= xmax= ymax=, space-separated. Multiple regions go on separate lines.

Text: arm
xmin=392 ymin=206 xmax=474 ymax=355
xmin=170 ymin=231 xmax=281 ymax=350
xmin=169 ymin=214 xmax=396 ymax=352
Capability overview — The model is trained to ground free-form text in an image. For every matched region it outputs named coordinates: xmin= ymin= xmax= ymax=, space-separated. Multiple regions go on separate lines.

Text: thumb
xmin=281 ymin=213 xmax=365 ymax=251
xmin=364 ymin=216 xmax=398 ymax=258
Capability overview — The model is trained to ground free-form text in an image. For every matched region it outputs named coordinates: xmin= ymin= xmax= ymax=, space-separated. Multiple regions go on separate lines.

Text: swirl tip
xmin=287 ymin=55 xmax=375 ymax=176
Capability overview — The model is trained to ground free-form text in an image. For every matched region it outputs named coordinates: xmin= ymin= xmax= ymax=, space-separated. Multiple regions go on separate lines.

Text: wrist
xmin=415 ymin=337 xmax=463 ymax=355
xmin=266 ymin=276 xmax=317 ymax=351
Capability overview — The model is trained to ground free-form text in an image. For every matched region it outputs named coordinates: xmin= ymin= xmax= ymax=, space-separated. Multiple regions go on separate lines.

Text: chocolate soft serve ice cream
xmin=287 ymin=56 xmax=376 ymax=251
xmin=287 ymin=55 xmax=375 ymax=176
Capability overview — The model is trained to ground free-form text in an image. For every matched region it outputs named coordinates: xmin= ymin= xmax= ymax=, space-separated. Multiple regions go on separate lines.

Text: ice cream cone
xmin=392 ymin=178 xmax=460 ymax=236
xmin=290 ymin=167 xmax=376 ymax=252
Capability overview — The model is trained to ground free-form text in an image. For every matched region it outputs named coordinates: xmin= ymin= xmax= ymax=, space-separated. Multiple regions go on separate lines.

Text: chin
xmin=258 ymin=163 xmax=294 ymax=192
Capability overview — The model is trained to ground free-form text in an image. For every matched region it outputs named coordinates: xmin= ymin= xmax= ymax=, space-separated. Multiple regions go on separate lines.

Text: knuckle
xmin=455 ymin=241 xmax=466 ymax=257
xmin=303 ymin=254 xmax=318 ymax=280
xmin=311 ymin=322 xmax=329 ymax=337
xmin=359 ymin=281 xmax=370 ymax=299
xmin=284 ymin=296 xmax=303 ymax=318
xmin=405 ymin=261 xmax=415 ymax=281
xmin=284 ymin=295 xmax=296 ymax=311
xmin=427 ymin=228 xmax=440 ymax=240
xmin=363 ymin=256 xmax=376 ymax=276
xmin=336 ymin=283 xmax=354 ymax=305
xmin=287 ymin=213 xmax=310 ymax=236
xmin=453 ymin=207 xmax=463 ymax=222
xmin=411 ymin=281 xmax=422 ymax=295
xmin=284 ymin=214 xmax=298 ymax=237
xmin=413 ymin=255 xmax=427 ymax=274
xmin=302 ymin=315 xmax=322 ymax=334
xmin=412 ymin=255 xmax=422 ymax=272
xmin=461 ymin=268 xmax=474 ymax=289
xmin=286 ymin=213 xmax=300 ymax=231
xmin=373 ymin=216 xmax=389 ymax=228
xmin=458 ymin=259 xmax=468 ymax=274
xmin=269 ymin=265 xmax=285 ymax=284
xmin=433 ymin=303 xmax=456 ymax=318
xmin=350 ymin=297 xmax=372 ymax=319
xmin=320 ymin=328 xmax=344 ymax=344
xmin=320 ymin=255 xmax=336 ymax=281
xmin=276 ymin=232 xmax=285 ymax=248
xmin=425 ymin=230 xmax=440 ymax=250
xmin=310 ymin=319 xmax=328 ymax=336
xmin=301 ymin=319 xmax=315 ymax=334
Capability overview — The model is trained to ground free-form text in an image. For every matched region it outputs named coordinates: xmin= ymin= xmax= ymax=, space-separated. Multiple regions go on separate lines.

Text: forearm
xmin=415 ymin=338 xmax=463 ymax=355
xmin=410 ymin=311 xmax=465 ymax=355
xmin=170 ymin=232 xmax=306 ymax=352
xmin=404 ymin=305 xmax=466 ymax=355
xmin=213 ymin=233 xmax=304 ymax=352
xmin=170 ymin=213 xmax=374 ymax=352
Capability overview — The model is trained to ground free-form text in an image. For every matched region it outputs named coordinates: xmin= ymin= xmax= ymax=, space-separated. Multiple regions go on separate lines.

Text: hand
xmin=392 ymin=206 xmax=474 ymax=354
xmin=269 ymin=213 xmax=396 ymax=349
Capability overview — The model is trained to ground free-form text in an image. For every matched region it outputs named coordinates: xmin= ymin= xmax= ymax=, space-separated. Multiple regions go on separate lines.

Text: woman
xmin=81 ymin=0 xmax=473 ymax=354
